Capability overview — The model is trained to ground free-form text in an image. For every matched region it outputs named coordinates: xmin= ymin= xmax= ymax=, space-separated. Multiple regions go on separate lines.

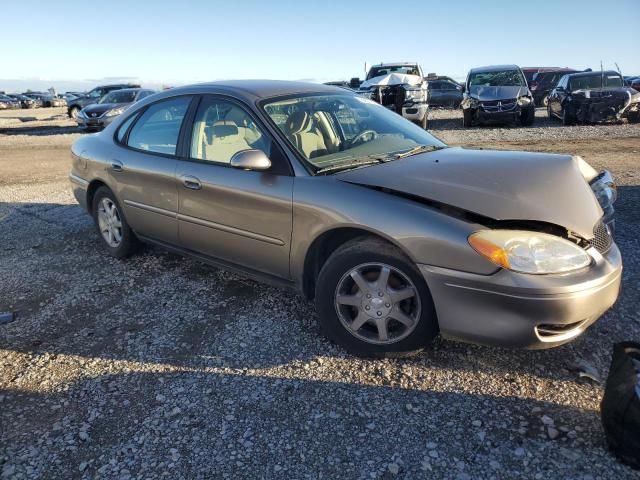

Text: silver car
xmin=69 ymin=81 xmax=622 ymax=357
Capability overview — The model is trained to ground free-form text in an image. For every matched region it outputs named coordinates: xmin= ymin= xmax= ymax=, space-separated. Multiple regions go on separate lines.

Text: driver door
xmin=176 ymin=95 xmax=294 ymax=279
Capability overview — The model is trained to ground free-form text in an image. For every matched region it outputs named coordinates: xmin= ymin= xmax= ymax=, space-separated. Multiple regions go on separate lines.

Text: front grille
xmin=480 ymin=98 xmax=517 ymax=112
xmin=591 ymin=221 xmax=613 ymax=254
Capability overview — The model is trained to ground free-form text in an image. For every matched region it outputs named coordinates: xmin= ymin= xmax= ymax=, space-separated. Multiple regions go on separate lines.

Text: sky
xmin=1 ymin=0 xmax=639 ymax=92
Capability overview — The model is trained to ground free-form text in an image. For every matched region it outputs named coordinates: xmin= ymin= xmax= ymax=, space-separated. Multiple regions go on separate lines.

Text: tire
xmin=520 ymin=106 xmax=535 ymax=126
xmin=315 ymin=237 xmax=438 ymax=358
xmin=68 ymin=106 xmax=80 ymax=119
xmin=92 ymin=186 xmax=139 ymax=258
xmin=562 ymin=108 xmax=576 ymax=126
xmin=547 ymin=104 xmax=554 ymax=120
xmin=627 ymin=111 xmax=640 ymax=124
xmin=462 ymin=108 xmax=473 ymax=127
xmin=419 ymin=112 xmax=428 ymax=129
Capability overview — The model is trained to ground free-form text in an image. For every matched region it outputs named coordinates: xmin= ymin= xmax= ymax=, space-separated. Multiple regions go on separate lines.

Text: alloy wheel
xmin=97 ymin=198 xmax=123 ymax=248
xmin=334 ymin=263 xmax=421 ymax=345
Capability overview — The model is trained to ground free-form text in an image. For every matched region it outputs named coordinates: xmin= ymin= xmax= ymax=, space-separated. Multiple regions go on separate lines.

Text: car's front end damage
xmin=462 ymin=85 xmax=535 ymax=126
xmin=357 ymin=73 xmax=429 ymax=126
xmin=333 ymin=148 xmax=621 ymax=349
xmin=567 ymin=87 xmax=640 ymax=123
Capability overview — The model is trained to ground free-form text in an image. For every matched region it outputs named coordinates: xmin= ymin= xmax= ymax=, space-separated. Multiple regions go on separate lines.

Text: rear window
xmin=126 ymin=96 xmax=191 ymax=156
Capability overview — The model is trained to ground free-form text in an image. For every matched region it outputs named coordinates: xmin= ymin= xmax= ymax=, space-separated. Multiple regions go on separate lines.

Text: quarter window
xmin=190 ymin=97 xmax=271 ymax=164
xmin=127 ymin=96 xmax=191 ymax=156
xmin=116 ymin=113 xmax=138 ymax=143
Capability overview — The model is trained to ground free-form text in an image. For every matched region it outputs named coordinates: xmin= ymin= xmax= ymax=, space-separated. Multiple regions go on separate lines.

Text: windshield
xmin=367 ymin=65 xmax=420 ymax=80
xmin=99 ymin=90 xmax=137 ymax=104
xmin=468 ymin=69 xmax=526 ymax=87
xmin=569 ymin=74 xmax=623 ymax=90
xmin=263 ymin=93 xmax=446 ymax=174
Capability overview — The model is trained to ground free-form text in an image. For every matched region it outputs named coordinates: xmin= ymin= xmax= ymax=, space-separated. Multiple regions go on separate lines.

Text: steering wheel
xmin=349 ymin=129 xmax=377 ymax=146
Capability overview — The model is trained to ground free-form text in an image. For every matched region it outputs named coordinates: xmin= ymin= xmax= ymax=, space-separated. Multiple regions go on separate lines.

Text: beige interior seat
xmin=203 ymin=124 xmax=251 ymax=163
xmin=312 ymin=111 xmax=340 ymax=153
xmin=284 ymin=111 xmax=328 ymax=159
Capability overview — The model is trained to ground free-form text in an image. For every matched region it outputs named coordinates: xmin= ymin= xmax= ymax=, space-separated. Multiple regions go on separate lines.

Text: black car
xmin=22 ymin=92 xmax=65 ymax=107
xmin=547 ymin=71 xmax=640 ymax=124
xmin=427 ymin=79 xmax=463 ymax=108
xmin=67 ymin=83 xmax=141 ymax=119
xmin=76 ymin=88 xmax=155 ymax=131
xmin=461 ymin=65 xmax=535 ymax=127
xmin=530 ymin=69 xmax=577 ymax=106
xmin=5 ymin=94 xmax=38 ymax=109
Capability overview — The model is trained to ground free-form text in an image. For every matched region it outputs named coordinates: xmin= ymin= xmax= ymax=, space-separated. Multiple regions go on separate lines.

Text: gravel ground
xmin=1 ymin=107 xmax=639 ymax=479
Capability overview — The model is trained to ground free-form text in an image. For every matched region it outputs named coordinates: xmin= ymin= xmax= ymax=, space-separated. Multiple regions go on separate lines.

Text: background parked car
xmin=627 ymin=77 xmax=640 ymax=92
xmin=76 ymin=88 xmax=155 ymax=131
xmin=461 ymin=65 xmax=535 ymax=127
xmin=0 ymin=94 xmax=21 ymax=109
xmin=23 ymin=92 xmax=65 ymax=107
xmin=529 ymin=69 xmax=578 ymax=106
xmin=548 ymin=70 xmax=640 ymax=124
xmin=5 ymin=94 xmax=38 ymax=109
xmin=67 ymin=83 xmax=141 ymax=119
xmin=427 ymin=79 xmax=463 ymax=108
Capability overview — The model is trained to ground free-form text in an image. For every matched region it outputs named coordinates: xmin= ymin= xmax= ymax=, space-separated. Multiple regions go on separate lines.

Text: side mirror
xmin=230 ymin=149 xmax=271 ymax=171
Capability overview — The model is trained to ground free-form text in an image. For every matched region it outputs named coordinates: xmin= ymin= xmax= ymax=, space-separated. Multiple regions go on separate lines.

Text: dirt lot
xmin=1 ymin=107 xmax=639 ymax=479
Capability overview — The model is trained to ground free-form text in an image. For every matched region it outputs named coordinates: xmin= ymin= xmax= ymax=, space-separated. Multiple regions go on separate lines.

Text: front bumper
xmin=76 ymin=114 xmax=114 ymax=130
xmin=401 ymin=103 xmax=428 ymax=121
xmin=419 ymin=243 xmax=622 ymax=349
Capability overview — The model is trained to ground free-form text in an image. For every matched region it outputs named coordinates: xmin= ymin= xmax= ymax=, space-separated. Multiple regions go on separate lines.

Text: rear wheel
xmin=315 ymin=238 xmax=438 ymax=358
xmin=92 ymin=186 xmax=139 ymax=258
xmin=462 ymin=108 xmax=473 ymax=127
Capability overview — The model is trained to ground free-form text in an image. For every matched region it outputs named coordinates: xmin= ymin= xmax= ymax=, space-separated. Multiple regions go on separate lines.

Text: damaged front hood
xmin=469 ymin=85 xmax=529 ymax=101
xmin=336 ymin=147 xmax=603 ymax=239
xmin=360 ymin=73 xmax=423 ymax=89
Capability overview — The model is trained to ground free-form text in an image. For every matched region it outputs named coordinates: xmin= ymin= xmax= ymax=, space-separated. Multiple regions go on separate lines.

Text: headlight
xmin=468 ymin=230 xmax=591 ymax=274
xmin=105 ymin=106 xmax=126 ymax=117
xmin=590 ymin=171 xmax=617 ymax=207
xmin=357 ymin=90 xmax=373 ymax=100
xmin=465 ymin=97 xmax=479 ymax=108
xmin=517 ymin=96 xmax=532 ymax=106
xmin=405 ymin=88 xmax=426 ymax=102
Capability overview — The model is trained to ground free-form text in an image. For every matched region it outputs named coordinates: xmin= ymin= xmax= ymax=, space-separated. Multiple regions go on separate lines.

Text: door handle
xmin=111 ymin=160 xmax=124 ymax=172
xmin=180 ymin=175 xmax=202 ymax=190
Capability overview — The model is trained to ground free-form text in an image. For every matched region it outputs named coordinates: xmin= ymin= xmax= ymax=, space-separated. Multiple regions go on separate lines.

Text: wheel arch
xmin=301 ymin=226 xmax=417 ymax=301
xmin=86 ymin=179 xmax=110 ymax=212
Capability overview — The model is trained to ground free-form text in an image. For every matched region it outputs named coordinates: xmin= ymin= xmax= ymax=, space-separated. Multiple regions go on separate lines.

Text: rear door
xmin=175 ymin=95 xmax=294 ymax=279
xmin=111 ymin=95 xmax=193 ymax=245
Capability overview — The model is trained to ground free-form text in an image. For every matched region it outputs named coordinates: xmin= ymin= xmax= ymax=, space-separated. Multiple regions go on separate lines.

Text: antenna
xmin=615 ymin=62 xmax=623 ymax=78
xmin=600 ymin=60 xmax=604 ymax=89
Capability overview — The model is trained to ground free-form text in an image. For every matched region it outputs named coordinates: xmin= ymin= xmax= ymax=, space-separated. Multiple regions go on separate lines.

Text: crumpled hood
xmin=360 ymin=73 xmax=424 ymax=89
xmin=336 ymin=147 xmax=603 ymax=239
xmin=469 ymin=85 xmax=529 ymax=101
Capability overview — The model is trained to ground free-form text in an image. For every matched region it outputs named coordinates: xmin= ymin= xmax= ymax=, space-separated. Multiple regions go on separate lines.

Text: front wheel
xmin=520 ymin=106 xmax=535 ymax=126
xmin=416 ymin=112 xmax=428 ymax=129
xmin=627 ymin=111 xmax=640 ymax=124
xmin=562 ymin=108 xmax=576 ymax=126
xmin=462 ymin=108 xmax=473 ymax=127
xmin=69 ymin=106 xmax=80 ymax=119
xmin=315 ymin=238 xmax=438 ymax=357
xmin=92 ymin=186 xmax=139 ymax=258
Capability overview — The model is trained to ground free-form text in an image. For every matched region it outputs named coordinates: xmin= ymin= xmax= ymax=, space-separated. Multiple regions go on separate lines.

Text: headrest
xmin=285 ymin=111 xmax=310 ymax=135
xmin=212 ymin=125 xmax=238 ymax=137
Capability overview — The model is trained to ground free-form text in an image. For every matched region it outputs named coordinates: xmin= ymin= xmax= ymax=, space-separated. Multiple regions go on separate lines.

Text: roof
xmin=163 ymin=80 xmax=345 ymax=100
xmin=469 ymin=65 xmax=521 ymax=74
xmin=565 ymin=70 xmax=620 ymax=79
xmin=371 ymin=62 xmax=419 ymax=67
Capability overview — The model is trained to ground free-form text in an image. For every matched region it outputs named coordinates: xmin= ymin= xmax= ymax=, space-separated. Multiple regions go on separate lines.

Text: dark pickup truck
xmin=67 ymin=83 xmax=140 ymax=118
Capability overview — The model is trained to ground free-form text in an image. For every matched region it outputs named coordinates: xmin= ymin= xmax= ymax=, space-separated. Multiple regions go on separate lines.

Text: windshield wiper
xmin=391 ymin=144 xmax=444 ymax=159
xmin=315 ymin=158 xmax=386 ymax=175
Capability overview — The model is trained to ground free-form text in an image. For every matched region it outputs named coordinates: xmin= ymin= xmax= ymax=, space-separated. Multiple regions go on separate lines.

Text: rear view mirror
xmin=230 ymin=149 xmax=271 ymax=171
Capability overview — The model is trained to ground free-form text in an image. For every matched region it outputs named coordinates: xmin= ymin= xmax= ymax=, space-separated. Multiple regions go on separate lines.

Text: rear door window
xmin=127 ymin=96 xmax=191 ymax=156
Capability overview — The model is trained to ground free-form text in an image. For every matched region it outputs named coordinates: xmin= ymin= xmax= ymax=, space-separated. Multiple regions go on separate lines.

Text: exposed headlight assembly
xmin=469 ymin=230 xmax=591 ymax=274
xmin=405 ymin=88 xmax=426 ymax=103
xmin=517 ymin=96 xmax=532 ymax=106
xmin=590 ymin=170 xmax=617 ymax=207
xmin=357 ymin=90 xmax=373 ymax=100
